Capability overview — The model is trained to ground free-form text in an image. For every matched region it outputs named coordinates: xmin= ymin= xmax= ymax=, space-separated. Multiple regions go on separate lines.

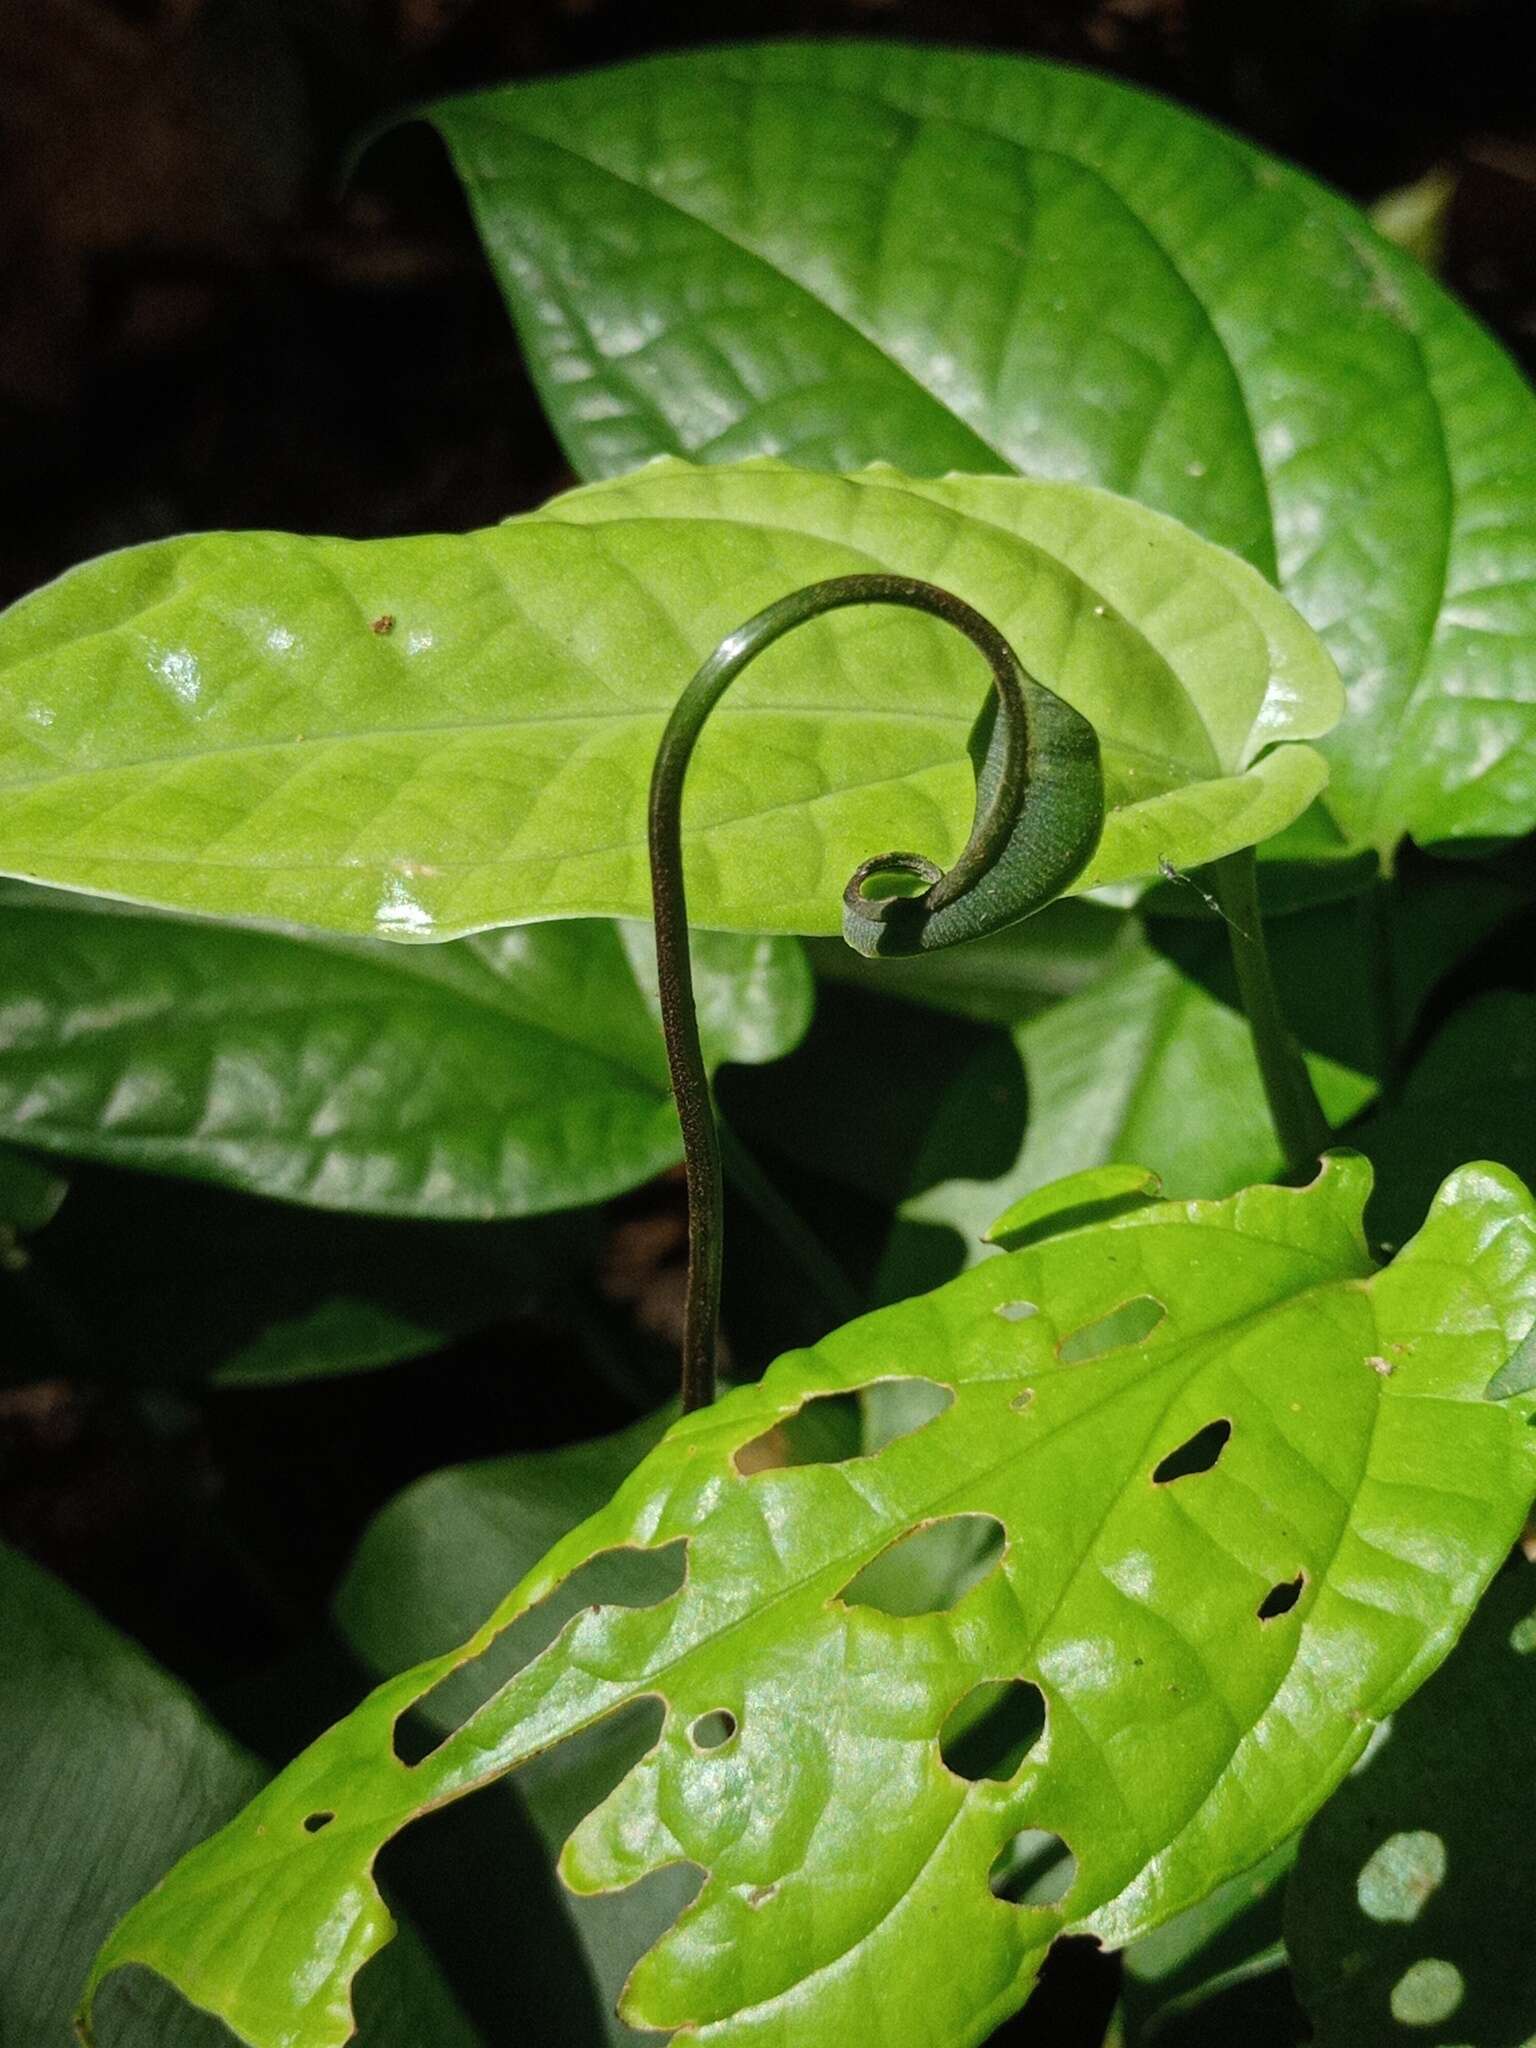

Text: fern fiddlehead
xmin=647 ymin=574 xmax=1105 ymax=1413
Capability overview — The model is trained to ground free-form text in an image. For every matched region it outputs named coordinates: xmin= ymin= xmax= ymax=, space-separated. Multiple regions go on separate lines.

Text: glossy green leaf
xmin=82 ymin=1156 xmax=1536 ymax=2048
xmin=0 ymin=462 xmax=1338 ymax=935
xmin=0 ymin=1540 xmax=482 ymax=2048
xmin=431 ymin=43 xmax=1536 ymax=853
xmin=0 ymin=883 xmax=808 ymax=1218
xmin=1287 ymin=1558 xmax=1536 ymax=2046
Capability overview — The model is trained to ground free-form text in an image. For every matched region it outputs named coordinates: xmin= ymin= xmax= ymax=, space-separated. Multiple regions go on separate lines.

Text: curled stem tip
xmin=647 ymin=574 xmax=1103 ymax=1413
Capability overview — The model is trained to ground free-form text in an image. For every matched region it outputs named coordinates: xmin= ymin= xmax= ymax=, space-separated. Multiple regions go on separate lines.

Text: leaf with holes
xmin=79 ymin=1154 xmax=1536 ymax=2048
xmin=0 ymin=883 xmax=809 ymax=1217
xmin=429 ymin=42 xmax=1536 ymax=855
xmin=0 ymin=461 xmax=1339 ymax=936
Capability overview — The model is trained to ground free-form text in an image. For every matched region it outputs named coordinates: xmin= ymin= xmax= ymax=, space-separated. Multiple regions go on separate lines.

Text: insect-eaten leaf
xmin=79 ymin=1154 xmax=1536 ymax=2048
xmin=0 ymin=462 xmax=1338 ymax=938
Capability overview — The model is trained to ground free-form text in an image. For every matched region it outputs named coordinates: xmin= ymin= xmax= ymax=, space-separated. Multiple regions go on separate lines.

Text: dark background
xmin=2 ymin=4 xmax=1533 ymax=2040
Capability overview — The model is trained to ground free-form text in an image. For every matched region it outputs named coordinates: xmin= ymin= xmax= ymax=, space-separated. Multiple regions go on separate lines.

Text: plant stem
xmin=649 ymin=574 xmax=1041 ymax=1413
xmin=1210 ymin=848 xmax=1331 ymax=1178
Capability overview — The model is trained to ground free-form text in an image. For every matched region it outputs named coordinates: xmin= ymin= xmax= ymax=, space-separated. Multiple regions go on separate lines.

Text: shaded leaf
xmin=1287 ymin=1558 xmax=1536 ymax=2046
xmin=0 ymin=1141 xmax=66 ymax=1232
xmin=0 ymin=462 xmax=1338 ymax=934
xmin=0 ymin=1540 xmax=481 ymax=2048
xmin=431 ymin=43 xmax=1536 ymax=853
xmin=1358 ymin=992 xmax=1536 ymax=1252
xmin=0 ymin=882 xmax=809 ymax=1218
xmin=82 ymin=1156 xmax=1536 ymax=2048
xmin=1 ymin=1162 xmax=596 ymax=1387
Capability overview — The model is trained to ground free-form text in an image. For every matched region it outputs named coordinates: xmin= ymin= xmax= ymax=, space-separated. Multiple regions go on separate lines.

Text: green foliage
xmin=1287 ymin=1558 xmax=1536 ymax=2045
xmin=1 ymin=1163 xmax=596 ymax=1386
xmin=0 ymin=883 xmax=808 ymax=1217
xmin=0 ymin=1541 xmax=483 ymax=2047
xmin=430 ymin=41 xmax=1536 ymax=855
xmin=80 ymin=1157 xmax=1536 ymax=2048
xmin=0 ymin=462 xmax=1338 ymax=934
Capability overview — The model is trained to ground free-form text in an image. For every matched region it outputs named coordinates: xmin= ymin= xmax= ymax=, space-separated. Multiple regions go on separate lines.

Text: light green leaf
xmin=82 ymin=1156 xmax=1536 ymax=2048
xmin=1287 ymin=1558 xmax=1536 ymax=2046
xmin=430 ymin=43 xmax=1536 ymax=853
xmin=0 ymin=462 xmax=1338 ymax=936
xmin=0 ymin=1540 xmax=482 ymax=2048
xmin=0 ymin=882 xmax=808 ymax=1217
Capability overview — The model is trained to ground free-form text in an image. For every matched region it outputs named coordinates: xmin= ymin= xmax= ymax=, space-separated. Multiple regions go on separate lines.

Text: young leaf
xmin=0 ymin=883 xmax=809 ymax=1217
xmin=81 ymin=1156 xmax=1536 ymax=2048
xmin=428 ymin=44 xmax=1536 ymax=856
xmin=0 ymin=1541 xmax=482 ymax=2048
xmin=1286 ymin=1558 xmax=1536 ymax=2045
xmin=0 ymin=462 xmax=1339 ymax=936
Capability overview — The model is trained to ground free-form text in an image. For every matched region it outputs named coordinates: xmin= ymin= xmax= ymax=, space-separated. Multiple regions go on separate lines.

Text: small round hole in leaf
xmin=939 ymin=1679 xmax=1046 ymax=1782
xmin=303 ymin=1811 xmax=335 ymax=1835
xmin=1258 ymin=1572 xmax=1306 ymax=1621
xmin=990 ymin=1830 xmax=1077 ymax=1908
xmin=690 ymin=1709 xmax=737 ymax=1751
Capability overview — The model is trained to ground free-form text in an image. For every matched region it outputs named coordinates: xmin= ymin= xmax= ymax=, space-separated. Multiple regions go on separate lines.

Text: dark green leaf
xmin=1287 ymin=1559 xmax=1536 ymax=2046
xmin=0 ymin=884 xmax=809 ymax=1217
xmin=430 ymin=43 xmax=1536 ymax=854
xmin=1 ymin=1163 xmax=596 ymax=1386
xmin=0 ymin=1540 xmax=482 ymax=2048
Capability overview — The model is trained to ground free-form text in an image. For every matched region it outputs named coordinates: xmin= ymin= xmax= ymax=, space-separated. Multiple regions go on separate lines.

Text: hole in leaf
xmin=393 ymin=1540 xmax=687 ymax=1764
xmin=303 ymin=1810 xmax=334 ymax=1834
xmin=374 ymin=1697 xmax=677 ymax=2040
xmin=996 ymin=1300 xmax=1040 ymax=1323
xmin=1010 ymin=1387 xmax=1035 ymax=1412
xmin=836 ymin=1514 xmax=1005 ymax=1617
xmin=1152 ymin=1419 xmax=1232 ymax=1484
xmin=1258 ymin=1572 xmax=1306 ymax=1621
xmin=990 ymin=1829 xmax=1078 ymax=1908
xmin=1059 ymin=1295 xmax=1166 ymax=1364
xmin=939 ymin=1679 xmax=1046 ymax=1782
xmin=734 ymin=1379 xmax=952 ymax=1474
xmin=689 ymin=1709 xmax=737 ymax=1750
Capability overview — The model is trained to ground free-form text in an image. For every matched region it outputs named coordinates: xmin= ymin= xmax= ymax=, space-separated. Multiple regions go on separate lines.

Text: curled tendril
xmin=648 ymin=573 xmax=1105 ymax=1413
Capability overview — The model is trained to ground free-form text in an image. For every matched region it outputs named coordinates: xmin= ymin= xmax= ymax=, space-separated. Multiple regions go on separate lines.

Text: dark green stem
xmin=1210 ymin=848 xmax=1331 ymax=1178
xmin=648 ymin=574 xmax=1036 ymax=1412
